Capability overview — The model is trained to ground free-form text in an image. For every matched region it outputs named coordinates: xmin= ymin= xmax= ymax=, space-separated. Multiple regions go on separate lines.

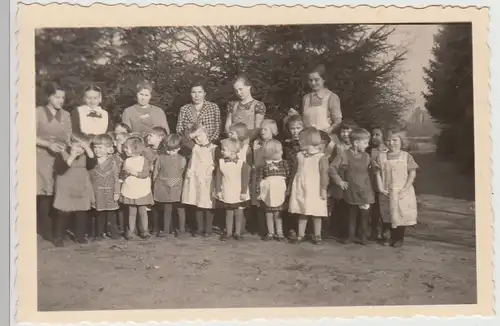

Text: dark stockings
xmin=37 ymin=195 xmax=53 ymax=240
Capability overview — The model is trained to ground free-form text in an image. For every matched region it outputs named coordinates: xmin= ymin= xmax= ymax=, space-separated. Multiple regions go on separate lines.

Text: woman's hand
xmin=320 ymin=189 xmax=327 ymax=200
xmin=48 ymin=141 xmax=64 ymax=153
xmin=339 ymin=181 xmax=349 ymax=190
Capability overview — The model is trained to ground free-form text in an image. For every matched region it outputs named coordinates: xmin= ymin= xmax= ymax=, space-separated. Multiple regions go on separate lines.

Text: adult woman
xmin=289 ymin=64 xmax=343 ymax=136
xmin=224 ymin=75 xmax=266 ymax=140
xmin=71 ymin=84 xmax=112 ymax=136
xmin=122 ymin=81 xmax=170 ymax=136
xmin=176 ymin=82 xmax=221 ymax=143
xmin=36 ymin=82 xmax=72 ymax=241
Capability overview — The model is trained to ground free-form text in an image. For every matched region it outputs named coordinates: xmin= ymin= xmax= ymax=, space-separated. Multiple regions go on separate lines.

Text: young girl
xmin=215 ymin=138 xmax=251 ymax=241
xmin=228 ymin=122 xmax=253 ymax=234
xmin=257 ymin=139 xmax=290 ymax=241
xmin=72 ymin=84 xmax=111 ymax=136
xmin=152 ymin=133 xmax=187 ymax=237
xmin=367 ymin=126 xmax=388 ymax=240
xmin=329 ymin=128 xmax=375 ymax=245
xmin=375 ymin=129 xmax=418 ymax=248
xmin=120 ymin=136 xmax=154 ymax=240
xmin=111 ymin=131 xmax=128 ymax=234
xmin=182 ymin=123 xmax=217 ymax=237
xmin=288 ymin=127 xmax=329 ymax=245
xmin=52 ymin=133 xmax=95 ymax=246
xmin=282 ymin=115 xmax=304 ymax=239
xmin=88 ymin=133 xmax=120 ymax=240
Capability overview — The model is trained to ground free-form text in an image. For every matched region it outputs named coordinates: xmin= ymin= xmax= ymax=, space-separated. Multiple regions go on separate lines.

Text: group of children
xmin=49 ymin=111 xmax=418 ymax=249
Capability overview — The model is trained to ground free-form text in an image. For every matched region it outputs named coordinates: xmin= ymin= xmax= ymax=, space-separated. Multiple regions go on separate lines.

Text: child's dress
xmin=182 ymin=143 xmax=217 ymax=209
xmin=330 ymin=150 xmax=375 ymax=206
xmin=120 ymin=156 xmax=154 ymax=206
xmin=289 ymin=152 xmax=329 ymax=217
xmin=88 ymin=157 xmax=120 ymax=211
xmin=53 ymin=153 xmax=95 ymax=212
xmin=153 ymin=153 xmax=186 ymax=203
xmin=257 ymin=160 xmax=290 ymax=212
xmin=216 ymin=157 xmax=250 ymax=208
xmin=377 ymin=151 xmax=418 ymax=228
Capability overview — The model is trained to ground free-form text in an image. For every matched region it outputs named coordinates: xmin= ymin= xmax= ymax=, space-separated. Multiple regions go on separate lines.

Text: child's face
xmin=221 ymin=146 xmax=235 ymax=159
xmin=288 ymin=122 xmax=303 ymax=140
xmin=267 ymin=149 xmax=283 ymax=161
xmin=115 ymin=125 xmax=128 ymax=134
xmin=147 ymin=133 xmax=162 ymax=149
xmin=386 ymin=134 xmax=402 ymax=152
xmin=93 ymin=143 xmax=111 ymax=158
xmin=115 ymin=136 xmax=126 ymax=153
xmin=193 ymin=131 xmax=209 ymax=146
xmin=48 ymin=90 xmax=65 ymax=110
xmin=123 ymin=143 xmax=134 ymax=157
xmin=354 ymin=138 xmax=370 ymax=152
xmin=308 ymin=72 xmax=325 ymax=91
xmin=84 ymin=90 xmax=101 ymax=108
xmin=340 ymin=128 xmax=351 ymax=143
xmin=260 ymin=126 xmax=273 ymax=141
xmin=371 ymin=129 xmax=384 ymax=146
xmin=136 ymin=89 xmax=152 ymax=106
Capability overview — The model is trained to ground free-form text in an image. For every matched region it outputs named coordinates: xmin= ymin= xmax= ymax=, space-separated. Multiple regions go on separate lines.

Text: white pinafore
xmin=182 ymin=144 xmax=217 ymax=209
xmin=259 ymin=163 xmax=287 ymax=208
xmin=121 ymin=156 xmax=151 ymax=199
xmin=289 ymin=152 xmax=328 ymax=217
xmin=218 ymin=158 xmax=250 ymax=204
xmin=77 ymin=105 xmax=109 ymax=136
xmin=378 ymin=151 xmax=418 ymax=228
xmin=303 ymin=93 xmax=332 ymax=132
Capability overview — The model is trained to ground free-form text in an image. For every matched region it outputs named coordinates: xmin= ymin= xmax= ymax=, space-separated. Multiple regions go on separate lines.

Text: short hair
xmin=229 ymin=122 xmax=250 ymax=141
xmin=191 ymin=80 xmax=206 ymax=91
xmin=188 ymin=122 xmax=206 ymax=137
xmin=124 ymin=136 xmax=145 ymax=155
xmin=262 ymin=139 xmax=283 ymax=160
xmin=308 ymin=64 xmax=327 ymax=79
xmin=260 ymin=119 xmax=278 ymax=136
xmin=44 ymin=81 xmax=65 ymax=98
xmin=83 ymin=84 xmax=102 ymax=95
xmin=114 ymin=122 xmax=132 ymax=134
xmin=286 ymin=114 xmax=304 ymax=130
xmin=136 ymin=80 xmax=153 ymax=93
xmin=92 ymin=133 xmax=114 ymax=147
xmin=220 ymin=138 xmax=241 ymax=155
xmin=298 ymin=127 xmax=322 ymax=147
xmin=349 ymin=128 xmax=371 ymax=143
xmin=151 ymin=126 xmax=168 ymax=139
xmin=165 ymin=133 xmax=182 ymax=150
xmin=339 ymin=119 xmax=357 ymax=131
xmin=233 ymin=74 xmax=252 ymax=87
xmin=385 ymin=129 xmax=408 ymax=150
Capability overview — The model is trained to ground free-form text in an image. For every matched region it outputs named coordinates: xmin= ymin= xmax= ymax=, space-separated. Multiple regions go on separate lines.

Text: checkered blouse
xmin=176 ymin=101 xmax=221 ymax=142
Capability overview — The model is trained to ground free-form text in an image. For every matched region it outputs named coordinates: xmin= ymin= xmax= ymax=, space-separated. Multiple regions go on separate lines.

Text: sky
xmin=387 ymin=24 xmax=441 ymax=113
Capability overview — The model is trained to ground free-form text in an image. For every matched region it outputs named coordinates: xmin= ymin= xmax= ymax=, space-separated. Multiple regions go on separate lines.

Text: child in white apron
xmin=375 ymin=130 xmax=419 ymax=248
xmin=215 ymin=138 xmax=251 ymax=241
xmin=181 ymin=123 xmax=218 ymax=237
xmin=288 ymin=127 xmax=330 ymax=244
xmin=256 ymin=139 xmax=290 ymax=241
xmin=120 ymin=136 xmax=154 ymax=240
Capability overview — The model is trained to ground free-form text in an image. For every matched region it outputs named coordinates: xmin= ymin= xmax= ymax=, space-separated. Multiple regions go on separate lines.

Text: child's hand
xmin=398 ymin=188 xmax=407 ymax=198
xmin=380 ymin=188 xmax=389 ymax=196
xmin=240 ymin=194 xmax=247 ymax=201
xmin=216 ymin=192 xmax=223 ymax=200
xmin=339 ymin=181 xmax=349 ymax=190
xmin=113 ymin=193 xmax=120 ymax=201
xmin=320 ymin=189 xmax=327 ymax=200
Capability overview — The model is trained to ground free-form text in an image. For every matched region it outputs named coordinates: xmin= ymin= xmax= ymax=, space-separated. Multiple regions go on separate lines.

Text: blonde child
xmin=375 ymin=129 xmax=418 ymax=248
xmin=228 ymin=122 xmax=253 ymax=233
xmin=182 ymin=123 xmax=218 ymax=237
xmin=215 ymin=138 xmax=251 ymax=241
xmin=256 ymin=139 xmax=290 ymax=241
xmin=120 ymin=136 xmax=154 ymax=240
xmin=152 ymin=133 xmax=187 ymax=237
xmin=367 ymin=126 xmax=388 ymax=240
xmin=52 ymin=132 xmax=95 ymax=246
xmin=88 ymin=133 xmax=120 ymax=240
xmin=329 ymin=128 xmax=375 ymax=245
xmin=72 ymin=84 xmax=110 ymax=136
xmin=282 ymin=115 xmax=303 ymax=239
xmin=289 ymin=127 xmax=329 ymax=244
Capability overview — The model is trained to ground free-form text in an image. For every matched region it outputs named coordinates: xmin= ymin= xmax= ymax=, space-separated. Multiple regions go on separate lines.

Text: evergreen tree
xmin=423 ymin=23 xmax=474 ymax=173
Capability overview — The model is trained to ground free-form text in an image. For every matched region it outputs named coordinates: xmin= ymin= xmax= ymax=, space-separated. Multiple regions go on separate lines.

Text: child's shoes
xmin=312 ymin=236 xmax=323 ymax=245
xmin=233 ymin=234 xmax=243 ymax=241
xmin=219 ymin=234 xmax=230 ymax=241
xmin=261 ymin=234 xmax=273 ymax=241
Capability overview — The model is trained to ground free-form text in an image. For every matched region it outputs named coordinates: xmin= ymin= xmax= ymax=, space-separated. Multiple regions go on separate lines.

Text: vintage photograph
xmin=16 ymin=4 xmax=492 ymax=323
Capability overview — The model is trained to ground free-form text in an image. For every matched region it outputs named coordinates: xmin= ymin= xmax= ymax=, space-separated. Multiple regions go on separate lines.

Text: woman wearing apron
xmin=224 ymin=74 xmax=266 ymax=141
xmin=36 ymin=82 xmax=72 ymax=241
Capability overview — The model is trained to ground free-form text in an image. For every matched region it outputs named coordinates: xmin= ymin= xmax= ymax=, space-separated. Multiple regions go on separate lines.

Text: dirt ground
xmin=37 ymin=149 xmax=476 ymax=311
